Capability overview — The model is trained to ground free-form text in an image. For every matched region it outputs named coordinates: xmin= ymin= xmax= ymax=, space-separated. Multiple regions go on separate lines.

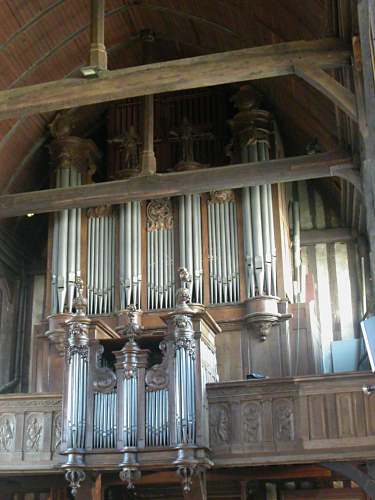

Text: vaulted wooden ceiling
xmin=0 ymin=0 xmax=351 ymax=200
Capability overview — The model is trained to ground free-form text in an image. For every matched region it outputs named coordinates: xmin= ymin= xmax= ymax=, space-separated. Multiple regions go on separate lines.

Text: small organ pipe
xmin=261 ymin=184 xmax=272 ymax=295
xmin=251 ymin=185 xmax=264 ymax=295
xmin=268 ymin=184 xmax=277 ymax=295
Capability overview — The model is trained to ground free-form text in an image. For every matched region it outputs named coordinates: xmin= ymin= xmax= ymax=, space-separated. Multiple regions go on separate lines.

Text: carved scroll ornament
xmin=92 ymin=344 xmax=117 ymax=393
xmin=147 ymin=199 xmax=173 ymax=231
xmin=145 ymin=341 xmax=169 ymax=390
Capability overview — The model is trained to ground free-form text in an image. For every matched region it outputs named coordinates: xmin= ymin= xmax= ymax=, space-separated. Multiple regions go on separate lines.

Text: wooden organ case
xmin=32 ymin=84 xmax=323 ymax=494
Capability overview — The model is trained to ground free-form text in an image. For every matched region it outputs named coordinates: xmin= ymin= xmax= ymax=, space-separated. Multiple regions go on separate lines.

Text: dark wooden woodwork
xmin=0 ymin=152 xmax=353 ymax=218
xmin=281 ymin=488 xmax=367 ymax=499
xmin=89 ymin=0 xmax=107 ymax=71
xmin=0 ymin=39 xmax=350 ymax=120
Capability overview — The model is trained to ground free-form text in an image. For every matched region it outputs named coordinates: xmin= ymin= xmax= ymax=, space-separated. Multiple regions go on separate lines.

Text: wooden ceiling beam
xmin=0 ymin=151 xmax=353 ymax=218
xmin=0 ymin=38 xmax=350 ymax=120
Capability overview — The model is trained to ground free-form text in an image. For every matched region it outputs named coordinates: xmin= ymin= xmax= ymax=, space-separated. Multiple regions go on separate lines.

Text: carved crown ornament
xmin=209 ymin=190 xmax=235 ymax=204
xmin=86 ymin=205 xmax=113 ymax=219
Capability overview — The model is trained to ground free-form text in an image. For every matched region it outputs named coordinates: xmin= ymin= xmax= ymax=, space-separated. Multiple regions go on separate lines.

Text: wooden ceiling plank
xmin=0 ymin=38 xmax=350 ymax=120
xmin=295 ymin=63 xmax=358 ymax=122
xmin=0 ymin=151 xmax=353 ymax=218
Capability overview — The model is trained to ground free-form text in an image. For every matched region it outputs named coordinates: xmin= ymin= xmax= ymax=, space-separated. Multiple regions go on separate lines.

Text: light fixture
xmin=26 ymin=213 xmax=35 ymax=218
xmin=80 ymin=66 xmax=100 ymax=78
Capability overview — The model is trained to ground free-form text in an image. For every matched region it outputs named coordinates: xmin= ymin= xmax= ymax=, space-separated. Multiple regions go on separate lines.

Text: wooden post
xmin=357 ymin=0 xmax=375 ymax=296
xmin=76 ymin=473 xmax=102 ymax=500
xmin=140 ymin=30 xmax=157 ymax=175
xmin=89 ymin=0 xmax=107 ymax=71
xmin=140 ymin=94 xmax=157 ymax=175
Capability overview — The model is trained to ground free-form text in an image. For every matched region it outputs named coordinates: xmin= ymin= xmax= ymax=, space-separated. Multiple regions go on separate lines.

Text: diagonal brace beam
xmin=295 ymin=63 xmax=358 ymax=122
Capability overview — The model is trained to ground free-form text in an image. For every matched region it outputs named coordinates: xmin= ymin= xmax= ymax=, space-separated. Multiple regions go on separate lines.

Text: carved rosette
xmin=0 ymin=414 xmax=15 ymax=452
xmin=147 ymin=199 xmax=173 ymax=232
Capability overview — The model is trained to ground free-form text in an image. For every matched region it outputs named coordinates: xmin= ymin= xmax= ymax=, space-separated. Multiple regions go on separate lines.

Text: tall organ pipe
xmin=179 ymin=194 xmax=203 ymax=303
xmin=119 ymin=202 xmax=142 ymax=309
xmin=207 ymin=191 xmax=239 ymax=304
xmin=292 ymin=200 xmax=301 ymax=302
xmin=147 ymin=199 xmax=175 ymax=310
xmin=87 ymin=207 xmax=115 ymax=315
xmin=49 ymin=133 xmax=100 ymax=315
xmin=52 ymin=166 xmax=81 ymax=314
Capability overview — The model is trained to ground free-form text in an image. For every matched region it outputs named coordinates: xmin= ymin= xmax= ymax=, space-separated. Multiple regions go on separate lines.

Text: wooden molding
xmin=0 ymin=38 xmax=350 ymax=120
xmin=0 ymin=152 xmax=352 ymax=218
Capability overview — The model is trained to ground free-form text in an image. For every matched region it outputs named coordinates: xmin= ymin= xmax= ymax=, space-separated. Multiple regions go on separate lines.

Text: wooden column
xmin=89 ymin=0 xmax=107 ymax=70
xmin=357 ymin=1 xmax=375 ymax=296
xmin=140 ymin=94 xmax=157 ymax=175
xmin=75 ymin=473 xmax=102 ymax=500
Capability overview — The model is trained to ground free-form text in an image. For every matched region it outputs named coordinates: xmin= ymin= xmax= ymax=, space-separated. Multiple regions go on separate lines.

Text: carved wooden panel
xmin=207 ymin=372 xmax=375 ymax=466
xmin=0 ymin=395 xmax=62 ymax=471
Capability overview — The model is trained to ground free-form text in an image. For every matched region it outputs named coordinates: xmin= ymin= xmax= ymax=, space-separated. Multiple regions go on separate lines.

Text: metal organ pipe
xmin=179 ymin=194 xmax=203 ymax=303
xmin=207 ymin=191 xmax=240 ymax=304
xmin=147 ymin=199 xmax=175 ymax=310
xmin=119 ymin=202 xmax=142 ymax=309
xmin=87 ymin=208 xmax=115 ymax=315
xmin=242 ymin=149 xmax=277 ymax=297
xmin=52 ymin=166 xmax=82 ymax=314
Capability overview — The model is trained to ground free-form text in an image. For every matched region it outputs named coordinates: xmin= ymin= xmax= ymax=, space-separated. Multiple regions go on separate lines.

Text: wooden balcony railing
xmin=206 ymin=371 xmax=375 ymax=466
xmin=0 ymin=393 xmax=62 ymax=471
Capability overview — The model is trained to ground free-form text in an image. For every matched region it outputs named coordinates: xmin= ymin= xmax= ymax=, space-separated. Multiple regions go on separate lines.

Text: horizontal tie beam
xmin=0 ymin=152 xmax=354 ymax=218
xmin=0 ymin=38 xmax=350 ymax=120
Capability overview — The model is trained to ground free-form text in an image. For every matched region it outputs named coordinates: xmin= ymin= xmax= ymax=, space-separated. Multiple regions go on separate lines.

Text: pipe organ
xmin=61 ymin=272 xmax=219 ymax=495
xmin=44 ymin=84 xmax=299 ymax=402
xmin=47 ymin=86 xmax=289 ymax=319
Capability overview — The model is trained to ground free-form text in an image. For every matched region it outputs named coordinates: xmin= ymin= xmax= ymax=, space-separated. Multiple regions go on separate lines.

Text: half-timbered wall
xmin=296 ymin=180 xmax=366 ymax=372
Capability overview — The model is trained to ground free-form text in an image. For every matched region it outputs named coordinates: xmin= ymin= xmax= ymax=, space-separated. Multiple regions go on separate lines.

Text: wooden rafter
xmin=0 ymin=38 xmax=350 ymax=121
xmin=0 ymin=152 xmax=353 ymax=218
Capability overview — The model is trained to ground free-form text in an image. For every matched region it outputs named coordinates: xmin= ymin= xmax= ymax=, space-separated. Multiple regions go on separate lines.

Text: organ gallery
xmin=0 ymin=1 xmax=375 ymax=499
